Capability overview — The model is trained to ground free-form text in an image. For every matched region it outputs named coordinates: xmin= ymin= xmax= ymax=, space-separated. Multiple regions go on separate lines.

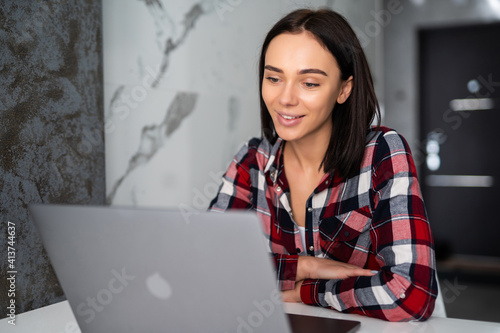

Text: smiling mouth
xmin=279 ymin=113 xmax=304 ymax=120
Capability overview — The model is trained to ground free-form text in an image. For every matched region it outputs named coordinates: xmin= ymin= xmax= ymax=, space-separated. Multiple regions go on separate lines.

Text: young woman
xmin=209 ymin=8 xmax=437 ymax=322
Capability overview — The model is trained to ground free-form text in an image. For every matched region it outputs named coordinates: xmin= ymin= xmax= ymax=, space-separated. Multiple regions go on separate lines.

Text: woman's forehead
xmin=265 ymin=32 xmax=339 ymax=73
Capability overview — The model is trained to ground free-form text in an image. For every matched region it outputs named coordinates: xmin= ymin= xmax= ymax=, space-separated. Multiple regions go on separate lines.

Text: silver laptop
xmin=30 ymin=204 xmax=360 ymax=333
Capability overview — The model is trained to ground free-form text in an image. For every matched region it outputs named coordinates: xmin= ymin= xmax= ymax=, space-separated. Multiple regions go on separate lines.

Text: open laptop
xmin=30 ymin=204 xmax=360 ymax=333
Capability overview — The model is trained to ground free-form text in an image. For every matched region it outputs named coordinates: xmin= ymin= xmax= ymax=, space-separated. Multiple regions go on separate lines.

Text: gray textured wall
xmin=0 ymin=0 xmax=104 ymax=317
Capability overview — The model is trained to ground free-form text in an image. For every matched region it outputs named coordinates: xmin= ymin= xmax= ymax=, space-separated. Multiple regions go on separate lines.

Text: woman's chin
xmin=274 ymin=130 xmax=302 ymax=142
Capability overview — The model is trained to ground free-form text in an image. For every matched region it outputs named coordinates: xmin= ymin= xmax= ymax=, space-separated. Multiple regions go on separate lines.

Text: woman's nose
xmin=278 ymin=83 xmax=298 ymax=107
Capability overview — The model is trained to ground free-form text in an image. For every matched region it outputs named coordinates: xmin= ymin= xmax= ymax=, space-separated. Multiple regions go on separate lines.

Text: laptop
xmin=30 ymin=204 xmax=360 ymax=333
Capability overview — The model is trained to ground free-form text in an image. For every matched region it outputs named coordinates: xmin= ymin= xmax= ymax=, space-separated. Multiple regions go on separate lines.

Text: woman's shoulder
xmin=234 ymin=136 xmax=268 ymax=157
xmin=368 ymin=126 xmax=411 ymax=150
xmin=232 ymin=136 xmax=280 ymax=168
xmin=366 ymin=126 xmax=415 ymax=168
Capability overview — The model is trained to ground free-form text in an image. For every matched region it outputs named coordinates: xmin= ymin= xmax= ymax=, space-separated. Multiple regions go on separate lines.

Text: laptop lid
xmin=30 ymin=204 xmax=360 ymax=333
xmin=30 ymin=204 xmax=292 ymax=332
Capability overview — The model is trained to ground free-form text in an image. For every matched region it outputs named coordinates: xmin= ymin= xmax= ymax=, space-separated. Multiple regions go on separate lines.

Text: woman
xmin=209 ymin=8 xmax=437 ymax=322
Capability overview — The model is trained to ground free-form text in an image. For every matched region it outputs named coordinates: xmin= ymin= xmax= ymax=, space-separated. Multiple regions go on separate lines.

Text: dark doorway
xmin=419 ymin=23 xmax=500 ymax=259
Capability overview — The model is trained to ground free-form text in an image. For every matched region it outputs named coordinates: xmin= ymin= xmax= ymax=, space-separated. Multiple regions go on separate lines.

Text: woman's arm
xmin=281 ymin=257 xmax=376 ymax=302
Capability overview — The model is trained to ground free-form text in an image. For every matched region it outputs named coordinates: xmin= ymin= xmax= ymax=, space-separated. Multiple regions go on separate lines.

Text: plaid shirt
xmin=209 ymin=126 xmax=437 ymax=322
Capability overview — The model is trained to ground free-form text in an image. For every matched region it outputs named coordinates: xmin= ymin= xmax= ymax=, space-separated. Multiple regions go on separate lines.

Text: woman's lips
xmin=276 ymin=112 xmax=305 ymax=127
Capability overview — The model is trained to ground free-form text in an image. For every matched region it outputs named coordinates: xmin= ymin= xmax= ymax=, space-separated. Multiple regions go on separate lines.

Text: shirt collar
xmin=264 ymin=137 xmax=284 ymax=183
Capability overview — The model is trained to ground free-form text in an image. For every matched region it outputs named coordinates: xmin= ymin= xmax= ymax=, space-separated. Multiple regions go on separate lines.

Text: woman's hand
xmin=296 ymin=256 xmax=377 ymax=281
xmin=281 ymin=280 xmax=303 ymax=303
xmin=281 ymin=257 xmax=376 ymax=303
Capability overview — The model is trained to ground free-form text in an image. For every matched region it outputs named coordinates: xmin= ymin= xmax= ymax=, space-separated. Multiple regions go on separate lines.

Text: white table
xmin=2 ymin=300 xmax=500 ymax=333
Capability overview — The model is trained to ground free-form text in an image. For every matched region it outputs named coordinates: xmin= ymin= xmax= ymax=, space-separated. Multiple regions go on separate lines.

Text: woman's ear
xmin=337 ymin=76 xmax=353 ymax=104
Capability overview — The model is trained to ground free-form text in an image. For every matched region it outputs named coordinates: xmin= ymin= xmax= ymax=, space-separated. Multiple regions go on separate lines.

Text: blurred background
xmin=1 ymin=0 xmax=499 ymax=322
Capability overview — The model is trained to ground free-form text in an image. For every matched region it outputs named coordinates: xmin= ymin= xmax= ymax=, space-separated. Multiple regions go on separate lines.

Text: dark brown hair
xmin=259 ymin=8 xmax=380 ymax=179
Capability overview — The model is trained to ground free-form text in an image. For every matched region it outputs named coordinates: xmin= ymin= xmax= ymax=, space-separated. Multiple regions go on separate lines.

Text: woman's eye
xmin=304 ymin=82 xmax=320 ymax=88
xmin=266 ymin=77 xmax=280 ymax=83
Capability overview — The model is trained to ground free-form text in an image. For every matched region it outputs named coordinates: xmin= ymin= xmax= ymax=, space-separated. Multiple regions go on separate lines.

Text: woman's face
xmin=262 ymin=31 xmax=352 ymax=144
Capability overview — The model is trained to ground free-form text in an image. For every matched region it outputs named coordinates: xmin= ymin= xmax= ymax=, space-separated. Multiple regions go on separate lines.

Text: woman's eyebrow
xmin=264 ymin=65 xmax=283 ymax=73
xmin=264 ymin=65 xmax=328 ymax=77
xmin=299 ymin=68 xmax=328 ymax=76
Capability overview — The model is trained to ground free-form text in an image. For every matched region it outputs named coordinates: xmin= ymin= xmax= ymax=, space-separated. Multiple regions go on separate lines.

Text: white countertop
xmin=2 ymin=300 xmax=500 ymax=333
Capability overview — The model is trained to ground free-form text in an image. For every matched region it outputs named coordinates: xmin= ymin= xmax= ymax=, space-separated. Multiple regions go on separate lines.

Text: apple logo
xmin=145 ymin=272 xmax=172 ymax=300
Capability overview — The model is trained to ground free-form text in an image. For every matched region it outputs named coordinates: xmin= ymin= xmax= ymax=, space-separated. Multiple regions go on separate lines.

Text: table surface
xmin=2 ymin=300 xmax=500 ymax=333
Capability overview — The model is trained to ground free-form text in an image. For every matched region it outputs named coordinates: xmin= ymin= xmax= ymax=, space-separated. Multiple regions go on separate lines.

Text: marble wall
xmin=103 ymin=0 xmax=382 ymax=210
xmin=0 ymin=0 xmax=104 ymax=317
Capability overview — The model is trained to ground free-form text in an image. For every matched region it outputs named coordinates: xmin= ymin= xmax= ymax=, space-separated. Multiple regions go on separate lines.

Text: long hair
xmin=259 ymin=9 xmax=380 ymax=179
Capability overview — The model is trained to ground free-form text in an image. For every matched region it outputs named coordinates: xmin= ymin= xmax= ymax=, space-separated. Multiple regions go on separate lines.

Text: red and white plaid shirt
xmin=209 ymin=126 xmax=437 ymax=321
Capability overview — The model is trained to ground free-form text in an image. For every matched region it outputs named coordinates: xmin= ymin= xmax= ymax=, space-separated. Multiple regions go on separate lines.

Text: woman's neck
xmin=283 ymin=133 xmax=330 ymax=175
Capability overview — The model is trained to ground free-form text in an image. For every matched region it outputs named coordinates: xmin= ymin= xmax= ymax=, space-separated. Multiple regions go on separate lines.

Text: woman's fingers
xmin=316 ymin=264 xmax=375 ymax=280
xmin=334 ymin=264 xmax=376 ymax=279
xmin=298 ymin=256 xmax=377 ymax=281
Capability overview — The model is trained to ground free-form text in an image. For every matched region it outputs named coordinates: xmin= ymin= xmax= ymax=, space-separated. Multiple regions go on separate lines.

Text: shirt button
xmin=309 ymin=246 xmax=314 ymax=251
xmin=400 ymin=293 xmax=406 ymax=299
xmin=276 ymin=186 xmax=282 ymax=192
xmin=307 ymin=207 xmax=312 ymax=212
xmin=344 ymin=231 xmax=350 ymax=237
xmin=325 ymin=180 xmax=329 ymax=184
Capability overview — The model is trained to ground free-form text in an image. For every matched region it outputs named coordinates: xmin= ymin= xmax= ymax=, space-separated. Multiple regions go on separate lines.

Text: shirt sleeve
xmin=300 ymin=131 xmax=438 ymax=322
xmin=208 ymin=141 xmax=254 ymax=211
xmin=208 ymin=141 xmax=300 ymax=290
